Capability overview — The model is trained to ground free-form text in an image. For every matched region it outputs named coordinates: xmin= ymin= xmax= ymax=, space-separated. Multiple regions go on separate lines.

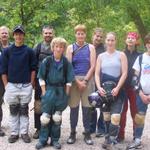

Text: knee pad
xmin=135 ymin=113 xmax=145 ymax=126
xmin=52 ymin=111 xmax=62 ymax=125
xmin=20 ymin=103 xmax=29 ymax=116
xmin=111 ymin=114 xmax=120 ymax=126
xmin=9 ymin=104 xmax=19 ymax=116
xmin=40 ymin=113 xmax=51 ymax=126
xmin=103 ymin=112 xmax=111 ymax=121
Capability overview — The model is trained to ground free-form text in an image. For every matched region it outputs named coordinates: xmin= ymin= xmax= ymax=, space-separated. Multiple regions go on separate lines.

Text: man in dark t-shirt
xmin=0 ymin=26 xmax=11 ymax=136
xmin=33 ymin=26 xmax=54 ymax=139
xmin=90 ymin=28 xmax=105 ymax=137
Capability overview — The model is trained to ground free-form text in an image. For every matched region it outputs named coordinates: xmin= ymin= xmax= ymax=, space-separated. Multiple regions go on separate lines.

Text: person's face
xmin=145 ymin=40 xmax=150 ymax=52
xmin=13 ymin=32 xmax=24 ymax=45
xmin=75 ymin=30 xmax=86 ymax=43
xmin=93 ymin=32 xmax=103 ymax=45
xmin=53 ymin=43 xmax=65 ymax=59
xmin=0 ymin=28 xmax=9 ymax=42
xmin=126 ymin=35 xmax=137 ymax=47
xmin=43 ymin=28 xmax=54 ymax=43
xmin=105 ymin=34 xmax=116 ymax=49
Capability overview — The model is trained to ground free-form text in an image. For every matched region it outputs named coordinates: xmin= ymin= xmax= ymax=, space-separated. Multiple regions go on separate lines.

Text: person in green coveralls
xmin=35 ymin=37 xmax=74 ymax=150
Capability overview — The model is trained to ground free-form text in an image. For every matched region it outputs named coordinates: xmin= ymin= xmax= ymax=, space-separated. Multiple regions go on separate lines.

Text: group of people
xmin=0 ymin=24 xmax=150 ymax=150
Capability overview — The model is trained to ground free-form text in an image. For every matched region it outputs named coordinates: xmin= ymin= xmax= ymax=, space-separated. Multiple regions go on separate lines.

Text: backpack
xmin=138 ymin=54 xmax=143 ymax=80
xmin=44 ymin=55 xmax=68 ymax=85
xmin=132 ymin=54 xmax=143 ymax=91
xmin=36 ymin=42 xmax=52 ymax=61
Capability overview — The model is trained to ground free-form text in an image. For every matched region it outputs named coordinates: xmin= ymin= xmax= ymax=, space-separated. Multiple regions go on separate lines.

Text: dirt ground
xmin=0 ymin=98 xmax=150 ymax=150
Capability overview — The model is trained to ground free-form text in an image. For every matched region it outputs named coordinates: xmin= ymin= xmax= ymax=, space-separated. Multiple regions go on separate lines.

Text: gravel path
xmin=0 ymin=98 xmax=150 ymax=150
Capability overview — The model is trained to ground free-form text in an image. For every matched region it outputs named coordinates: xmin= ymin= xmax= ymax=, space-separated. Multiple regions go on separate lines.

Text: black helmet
xmin=101 ymin=81 xmax=116 ymax=103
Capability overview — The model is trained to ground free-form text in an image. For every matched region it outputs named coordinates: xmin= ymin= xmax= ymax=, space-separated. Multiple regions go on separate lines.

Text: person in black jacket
xmin=118 ymin=32 xmax=141 ymax=142
xmin=1 ymin=25 xmax=36 ymax=143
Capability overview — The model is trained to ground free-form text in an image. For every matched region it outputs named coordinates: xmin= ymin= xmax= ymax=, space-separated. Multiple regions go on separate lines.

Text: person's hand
xmin=98 ymin=87 xmax=106 ymax=97
xmin=139 ymin=91 xmax=150 ymax=104
xmin=111 ymin=87 xmax=120 ymax=96
xmin=42 ymin=91 xmax=46 ymax=96
xmin=77 ymin=80 xmax=87 ymax=92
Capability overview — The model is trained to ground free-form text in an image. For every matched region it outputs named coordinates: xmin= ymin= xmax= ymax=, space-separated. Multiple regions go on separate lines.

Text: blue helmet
xmin=88 ymin=91 xmax=102 ymax=107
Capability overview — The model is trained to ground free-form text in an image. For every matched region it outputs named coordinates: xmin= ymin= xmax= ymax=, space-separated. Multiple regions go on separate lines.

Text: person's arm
xmin=112 ymin=52 xmax=128 ymax=96
xmin=65 ymin=44 xmax=83 ymax=90
xmin=39 ymin=79 xmax=46 ymax=95
xmin=66 ymin=45 xmax=73 ymax=63
xmin=2 ymin=74 xmax=8 ymax=87
xmin=30 ymin=49 xmax=37 ymax=88
xmin=83 ymin=44 xmax=96 ymax=82
xmin=95 ymin=55 xmax=106 ymax=96
xmin=1 ymin=48 xmax=9 ymax=87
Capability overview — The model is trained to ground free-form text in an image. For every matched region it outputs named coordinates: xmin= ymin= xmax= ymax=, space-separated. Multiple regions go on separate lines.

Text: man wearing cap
xmin=1 ymin=25 xmax=36 ymax=143
xmin=33 ymin=25 xmax=54 ymax=139
xmin=0 ymin=26 xmax=11 ymax=136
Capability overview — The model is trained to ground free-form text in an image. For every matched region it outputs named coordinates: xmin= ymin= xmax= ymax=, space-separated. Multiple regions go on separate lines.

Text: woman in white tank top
xmin=95 ymin=32 xmax=127 ymax=149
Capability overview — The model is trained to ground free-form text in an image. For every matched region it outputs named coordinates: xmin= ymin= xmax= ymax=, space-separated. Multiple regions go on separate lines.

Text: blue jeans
xmin=90 ymin=108 xmax=105 ymax=134
xmin=134 ymin=95 xmax=148 ymax=139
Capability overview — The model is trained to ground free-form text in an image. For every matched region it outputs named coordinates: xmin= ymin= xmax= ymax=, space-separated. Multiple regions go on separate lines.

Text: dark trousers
xmin=90 ymin=107 xmax=105 ymax=133
xmin=0 ymin=77 xmax=4 ymax=123
xmin=118 ymin=87 xmax=137 ymax=139
xmin=34 ymin=113 xmax=42 ymax=130
xmin=39 ymin=120 xmax=61 ymax=144
xmin=34 ymin=78 xmax=42 ymax=130
xmin=70 ymin=106 xmax=91 ymax=132
xmin=103 ymin=93 xmax=124 ymax=141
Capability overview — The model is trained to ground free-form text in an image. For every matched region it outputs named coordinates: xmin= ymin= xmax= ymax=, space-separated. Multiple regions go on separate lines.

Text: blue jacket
xmin=1 ymin=44 xmax=36 ymax=83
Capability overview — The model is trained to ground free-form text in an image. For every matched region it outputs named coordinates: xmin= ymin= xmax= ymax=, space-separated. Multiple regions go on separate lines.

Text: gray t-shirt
xmin=99 ymin=50 xmax=121 ymax=78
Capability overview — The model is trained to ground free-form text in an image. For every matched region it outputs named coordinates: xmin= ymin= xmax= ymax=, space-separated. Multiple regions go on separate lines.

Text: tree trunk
xmin=126 ymin=6 xmax=148 ymax=41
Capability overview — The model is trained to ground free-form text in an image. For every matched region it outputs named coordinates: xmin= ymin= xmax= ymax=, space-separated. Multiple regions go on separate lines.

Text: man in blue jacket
xmin=1 ymin=25 xmax=36 ymax=143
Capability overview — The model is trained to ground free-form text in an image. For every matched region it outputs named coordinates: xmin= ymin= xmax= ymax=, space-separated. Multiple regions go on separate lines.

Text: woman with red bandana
xmin=117 ymin=32 xmax=142 ymax=142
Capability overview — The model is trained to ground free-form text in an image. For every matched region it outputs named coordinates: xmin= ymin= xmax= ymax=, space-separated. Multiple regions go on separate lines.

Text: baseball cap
xmin=13 ymin=25 xmax=25 ymax=34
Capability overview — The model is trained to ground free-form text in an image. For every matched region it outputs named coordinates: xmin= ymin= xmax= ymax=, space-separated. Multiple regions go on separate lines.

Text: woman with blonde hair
xmin=95 ymin=32 xmax=127 ymax=149
xmin=36 ymin=37 xmax=74 ymax=149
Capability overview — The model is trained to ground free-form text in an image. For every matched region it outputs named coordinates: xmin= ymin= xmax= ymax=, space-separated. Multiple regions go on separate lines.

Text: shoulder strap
xmin=63 ymin=56 xmax=68 ymax=83
xmin=45 ymin=56 xmax=52 ymax=81
xmin=36 ymin=43 xmax=42 ymax=59
xmin=138 ymin=54 xmax=143 ymax=79
xmin=72 ymin=43 xmax=88 ymax=56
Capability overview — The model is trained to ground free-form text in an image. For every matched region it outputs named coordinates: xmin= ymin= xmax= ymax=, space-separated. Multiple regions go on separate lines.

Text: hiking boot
xmin=33 ymin=129 xmax=39 ymax=139
xmin=8 ymin=135 xmax=19 ymax=143
xmin=102 ymin=139 xmax=110 ymax=149
xmin=83 ymin=132 xmax=93 ymax=145
xmin=51 ymin=141 xmax=61 ymax=149
xmin=21 ymin=134 xmax=31 ymax=143
xmin=126 ymin=138 xmax=142 ymax=149
xmin=67 ymin=131 xmax=76 ymax=144
xmin=95 ymin=131 xmax=105 ymax=138
xmin=35 ymin=142 xmax=46 ymax=150
xmin=116 ymin=137 xmax=124 ymax=143
xmin=0 ymin=128 xmax=5 ymax=136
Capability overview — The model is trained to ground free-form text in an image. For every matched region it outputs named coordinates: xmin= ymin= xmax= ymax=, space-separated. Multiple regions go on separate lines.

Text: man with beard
xmin=33 ymin=25 xmax=55 ymax=139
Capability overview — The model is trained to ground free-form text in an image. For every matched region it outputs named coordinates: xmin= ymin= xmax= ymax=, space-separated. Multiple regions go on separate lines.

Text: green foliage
xmin=0 ymin=0 xmax=149 ymax=49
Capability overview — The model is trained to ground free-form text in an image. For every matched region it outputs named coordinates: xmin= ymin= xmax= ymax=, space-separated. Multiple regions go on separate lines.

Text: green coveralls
xmin=37 ymin=55 xmax=74 ymax=144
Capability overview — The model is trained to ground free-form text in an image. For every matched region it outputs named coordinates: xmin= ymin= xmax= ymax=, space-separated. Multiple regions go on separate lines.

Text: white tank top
xmin=99 ymin=50 xmax=121 ymax=78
